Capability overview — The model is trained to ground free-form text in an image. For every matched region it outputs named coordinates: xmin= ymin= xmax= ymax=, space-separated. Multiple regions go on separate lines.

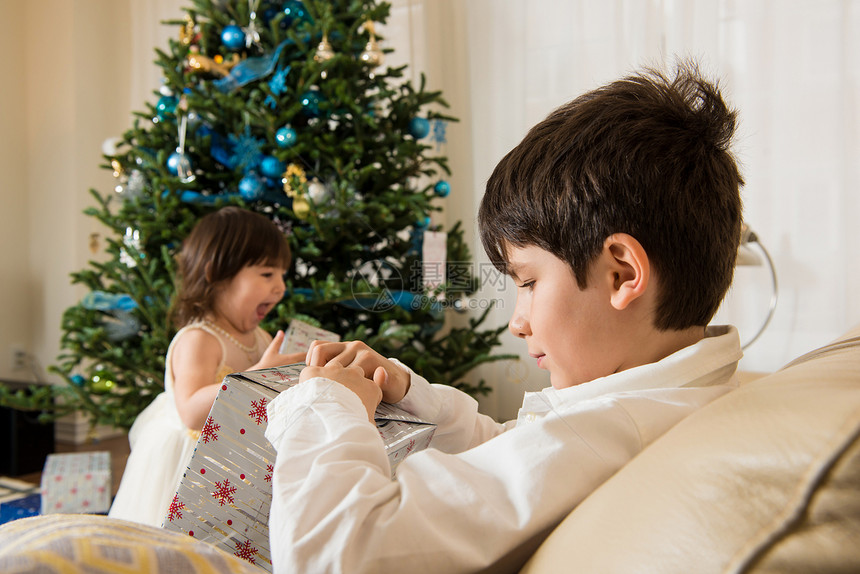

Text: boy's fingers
xmin=306 ymin=340 xmax=338 ymax=366
xmin=373 ymin=366 xmax=388 ymax=388
xmin=346 ymin=365 xmax=365 ymax=377
xmin=305 ymin=340 xmax=321 ymax=365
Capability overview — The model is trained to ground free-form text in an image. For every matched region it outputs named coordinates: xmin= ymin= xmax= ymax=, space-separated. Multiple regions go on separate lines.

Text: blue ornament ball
xmin=166 ymin=150 xmax=189 ymax=175
xmin=434 ymin=180 xmax=451 ymax=197
xmin=282 ymin=0 xmax=308 ymax=27
xmin=415 ymin=215 xmax=431 ymax=229
xmin=275 ymin=125 xmax=297 ymax=148
xmin=155 ymin=95 xmax=178 ymax=119
xmin=409 ymin=117 xmax=431 ymax=139
xmin=239 ymin=172 xmax=265 ymax=200
xmin=70 ymin=374 xmax=86 ymax=387
xmin=261 ymin=156 xmax=285 ymax=178
xmin=300 ymin=88 xmax=324 ymax=117
xmin=221 ymin=25 xmax=246 ymax=50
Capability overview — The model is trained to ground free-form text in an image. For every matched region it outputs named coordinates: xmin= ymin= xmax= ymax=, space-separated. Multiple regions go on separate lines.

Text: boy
xmin=265 ymin=62 xmax=744 ymax=573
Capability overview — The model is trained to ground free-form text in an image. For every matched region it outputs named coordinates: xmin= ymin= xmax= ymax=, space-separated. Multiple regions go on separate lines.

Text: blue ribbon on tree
xmin=290 ymin=288 xmax=442 ymax=314
xmin=81 ymin=291 xmax=138 ymax=312
xmin=214 ymin=40 xmax=289 ymax=93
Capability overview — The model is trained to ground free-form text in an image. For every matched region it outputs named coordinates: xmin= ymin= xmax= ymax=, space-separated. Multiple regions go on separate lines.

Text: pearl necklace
xmin=203 ymin=319 xmax=257 ymax=361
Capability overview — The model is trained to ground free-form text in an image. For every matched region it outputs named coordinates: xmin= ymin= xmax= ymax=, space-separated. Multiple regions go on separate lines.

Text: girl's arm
xmin=171 ymin=329 xmax=225 ymax=431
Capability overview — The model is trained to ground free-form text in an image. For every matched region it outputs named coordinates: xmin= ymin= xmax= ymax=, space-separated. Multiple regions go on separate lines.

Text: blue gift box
xmin=0 ymin=493 xmax=41 ymax=525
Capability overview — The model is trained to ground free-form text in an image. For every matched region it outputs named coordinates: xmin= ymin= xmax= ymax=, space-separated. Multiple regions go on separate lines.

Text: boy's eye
xmin=516 ymin=280 xmax=535 ymax=291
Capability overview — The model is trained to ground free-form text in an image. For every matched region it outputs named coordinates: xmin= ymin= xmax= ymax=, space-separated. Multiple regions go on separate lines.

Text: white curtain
xmin=400 ymin=0 xmax=860 ymax=419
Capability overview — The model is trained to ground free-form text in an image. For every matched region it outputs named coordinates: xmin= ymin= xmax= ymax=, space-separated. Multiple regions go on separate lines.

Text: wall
xmin=0 ymin=0 xmax=142 ymax=383
xmin=0 ymin=1 xmax=31 ymax=378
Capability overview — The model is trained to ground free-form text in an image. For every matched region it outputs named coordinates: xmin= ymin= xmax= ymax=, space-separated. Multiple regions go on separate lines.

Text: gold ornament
xmin=314 ymin=34 xmax=335 ymax=63
xmin=359 ymin=21 xmax=384 ymax=68
xmin=89 ymin=233 xmax=100 ymax=254
xmin=111 ymin=159 xmax=124 ymax=178
xmin=282 ymin=163 xmax=308 ymax=198
xmin=179 ymin=14 xmax=198 ymax=46
xmin=292 ymin=197 xmax=311 ymax=219
xmin=186 ymin=46 xmax=241 ymax=77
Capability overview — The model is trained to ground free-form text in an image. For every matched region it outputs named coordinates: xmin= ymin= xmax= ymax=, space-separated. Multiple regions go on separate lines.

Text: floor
xmin=16 ymin=434 xmax=130 ymax=497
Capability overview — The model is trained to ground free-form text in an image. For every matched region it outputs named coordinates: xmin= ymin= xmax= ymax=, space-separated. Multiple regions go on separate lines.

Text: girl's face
xmin=505 ymin=245 xmax=623 ymax=389
xmin=213 ymin=263 xmax=286 ymax=334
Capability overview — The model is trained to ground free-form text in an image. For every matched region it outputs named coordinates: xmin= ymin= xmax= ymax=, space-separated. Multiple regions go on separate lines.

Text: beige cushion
xmin=0 ymin=513 xmax=261 ymax=573
xmin=522 ymin=328 xmax=860 ymax=574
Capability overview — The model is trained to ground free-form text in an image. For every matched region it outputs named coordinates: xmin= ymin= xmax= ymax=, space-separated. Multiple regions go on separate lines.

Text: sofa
xmin=521 ymin=324 xmax=860 ymax=573
xmin=1 ymin=326 xmax=858 ymax=573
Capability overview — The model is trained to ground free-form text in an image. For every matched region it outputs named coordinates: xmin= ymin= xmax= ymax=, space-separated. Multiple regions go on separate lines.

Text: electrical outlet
xmin=11 ymin=347 xmax=28 ymax=371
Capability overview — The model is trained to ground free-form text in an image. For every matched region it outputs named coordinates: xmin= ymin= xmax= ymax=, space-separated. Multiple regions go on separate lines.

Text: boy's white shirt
xmin=265 ymin=325 xmax=741 ymax=574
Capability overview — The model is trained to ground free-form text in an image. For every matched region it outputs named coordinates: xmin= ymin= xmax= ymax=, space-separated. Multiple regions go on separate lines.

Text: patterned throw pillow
xmin=0 ymin=514 xmax=261 ymax=573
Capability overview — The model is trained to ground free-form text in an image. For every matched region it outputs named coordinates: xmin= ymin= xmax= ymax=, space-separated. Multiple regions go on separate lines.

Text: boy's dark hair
xmin=170 ymin=206 xmax=291 ymax=327
xmin=478 ymin=62 xmax=744 ymax=330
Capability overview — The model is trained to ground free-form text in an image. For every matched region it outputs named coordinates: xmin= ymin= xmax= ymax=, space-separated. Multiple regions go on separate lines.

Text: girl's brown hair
xmin=170 ymin=207 xmax=291 ymax=327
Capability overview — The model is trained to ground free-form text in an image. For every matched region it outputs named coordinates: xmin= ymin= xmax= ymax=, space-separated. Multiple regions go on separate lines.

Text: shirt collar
xmin=518 ymin=325 xmax=742 ymax=421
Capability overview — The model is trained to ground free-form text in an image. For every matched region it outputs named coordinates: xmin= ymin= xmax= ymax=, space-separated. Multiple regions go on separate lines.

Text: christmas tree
xmin=0 ymin=0 xmax=513 ymax=430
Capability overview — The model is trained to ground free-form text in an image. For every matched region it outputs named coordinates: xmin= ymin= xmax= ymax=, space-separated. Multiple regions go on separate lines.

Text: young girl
xmin=109 ymin=206 xmax=305 ymax=527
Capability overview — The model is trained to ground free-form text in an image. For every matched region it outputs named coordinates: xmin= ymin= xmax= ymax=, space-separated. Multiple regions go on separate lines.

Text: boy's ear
xmin=603 ymin=233 xmax=650 ymax=311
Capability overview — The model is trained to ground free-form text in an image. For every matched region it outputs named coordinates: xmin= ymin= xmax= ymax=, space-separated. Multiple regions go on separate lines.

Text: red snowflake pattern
xmin=167 ymin=494 xmax=185 ymax=521
xmin=405 ymin=438 xmax=416 ymax=455
xmin=271 ymin=370 xmax=292 ymax=382
xmin=201 ymin=416 xmax=221 ymax=443
xmin=248 ymin=398 xmax=268 ymax=425
xmin=212 ymin=479 xmax=237 ymax=506
xmin=264 ymin=464 xmax=273 ymax=483
xmin=234 ymin=539 xmax=259 ymax=564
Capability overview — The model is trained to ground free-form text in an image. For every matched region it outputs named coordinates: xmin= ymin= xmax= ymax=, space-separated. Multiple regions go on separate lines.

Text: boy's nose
xmin=508 ymin=312 xmax=530 ymax=339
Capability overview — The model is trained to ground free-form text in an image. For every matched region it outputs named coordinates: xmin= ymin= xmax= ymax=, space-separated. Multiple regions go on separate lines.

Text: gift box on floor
xmin=164 ymin=363 xmax=435 ymax=571
xmin=0 ymin=493 xmax=41 ymax=525
xmin=0 ymin=477 xmax=40 ymax=525
xmin=39 ymin=452 xmax=111 ymax=514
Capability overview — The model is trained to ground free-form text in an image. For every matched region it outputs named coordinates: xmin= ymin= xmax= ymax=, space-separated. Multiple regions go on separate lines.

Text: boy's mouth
xmin=530 ymin=352 xmax=546 ymax=369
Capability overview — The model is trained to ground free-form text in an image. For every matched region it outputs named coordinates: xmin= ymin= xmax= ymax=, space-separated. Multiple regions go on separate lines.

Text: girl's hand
xmin=299 ymin=361 xmax=384 ymax=423
xmin=305 ymin=340 xmax=411 ymax=404
xmin=253 ymin=330 xmax=306 ymax=370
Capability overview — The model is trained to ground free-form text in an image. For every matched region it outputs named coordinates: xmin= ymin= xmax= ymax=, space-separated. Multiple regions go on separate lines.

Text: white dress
xmin=108 ymin=320 xmax=268 ymax=527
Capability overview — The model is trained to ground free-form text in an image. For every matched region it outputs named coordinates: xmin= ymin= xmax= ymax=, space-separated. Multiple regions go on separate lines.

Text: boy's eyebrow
xmin=505 ymin=261 xmax=523 ymax=280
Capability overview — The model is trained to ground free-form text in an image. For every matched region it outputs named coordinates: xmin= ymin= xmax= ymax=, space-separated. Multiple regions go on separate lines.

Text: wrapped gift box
xmin=0 ymin=477 xmax=40 ymax=525
xmin=0 ymin=493 xmax=41 ymax=525
xmin=164 ymin=364 xmax=435 ymax=571
xmin=39 ymin=452 xmax=111 ymax=514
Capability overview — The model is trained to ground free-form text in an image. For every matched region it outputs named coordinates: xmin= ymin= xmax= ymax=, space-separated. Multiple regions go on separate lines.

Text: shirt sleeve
xmin=264 ymin=376 xmax=651 ymax=574
xmin=389 ymin=359 xmax=513 ymax=452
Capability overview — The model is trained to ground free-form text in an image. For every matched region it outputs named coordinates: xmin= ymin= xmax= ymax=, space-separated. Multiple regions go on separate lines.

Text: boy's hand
xmin=306 ymin=340 xmax=411 ymax=404
xmin=254 ymin=331 xmax=306 ymax=370
xmin=300 ymin=362 xmax=383 ymax=423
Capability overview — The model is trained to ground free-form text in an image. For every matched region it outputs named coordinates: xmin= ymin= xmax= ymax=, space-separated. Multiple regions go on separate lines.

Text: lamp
xmin=735 ymin=223 xmax=779 ymax=350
